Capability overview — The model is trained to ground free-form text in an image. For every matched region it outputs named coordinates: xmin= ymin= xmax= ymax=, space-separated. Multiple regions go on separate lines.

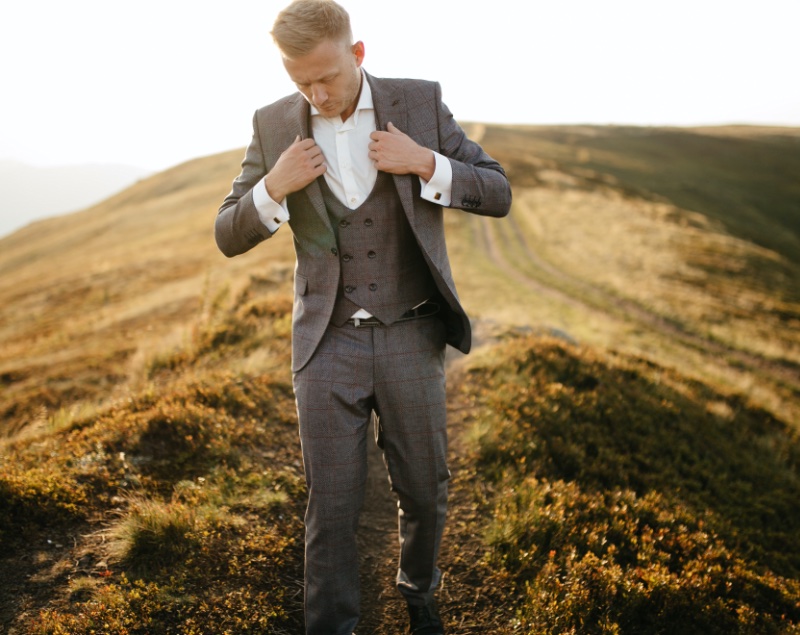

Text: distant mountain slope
xmin=0 ymin=160 xmax=151 ymax=238
xmin=476 ymin=124 xmax=800 ymax=265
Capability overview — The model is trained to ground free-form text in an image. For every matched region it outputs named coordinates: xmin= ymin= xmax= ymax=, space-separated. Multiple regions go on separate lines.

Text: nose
xmin=311 ymin=84 xmax=327 ymax=106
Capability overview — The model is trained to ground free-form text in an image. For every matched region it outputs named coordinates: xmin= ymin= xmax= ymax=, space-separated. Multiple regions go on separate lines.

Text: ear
xmin=353 ymin=40 xmax=365 ymax=67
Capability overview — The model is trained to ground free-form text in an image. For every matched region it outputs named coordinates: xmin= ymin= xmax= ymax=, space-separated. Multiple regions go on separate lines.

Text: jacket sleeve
xmin=435 ymin=82 xmax=512 ymax=218
xmin=214 ymin=111 xmax=275 ymax=258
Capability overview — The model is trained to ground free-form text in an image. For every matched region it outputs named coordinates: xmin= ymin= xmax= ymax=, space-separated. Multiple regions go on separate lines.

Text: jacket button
xmin=364 ymin=218 xmax=373 ymax=227
xmin=342 ymin=254 xmax=353 ymax=262
xmin=331 ymin=247 xmax=338 ymax=256
xmin=345 ymin=285 xmax=356 ymax=293
xmin=367 ymin=251 xmax=376 ymax=259
xmin=369 ymin=283 xmax=378 ymax=291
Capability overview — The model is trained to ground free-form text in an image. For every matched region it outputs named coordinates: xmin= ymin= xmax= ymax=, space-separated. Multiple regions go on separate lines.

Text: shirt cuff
xmin=419 ymin=151 xmax=452 ymax=207
xmin=253 ymin=179 xmax=290 ymax=232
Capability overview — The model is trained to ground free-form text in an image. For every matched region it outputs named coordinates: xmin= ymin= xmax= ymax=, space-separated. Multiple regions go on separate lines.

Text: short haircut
xmin=271 ymin=0 xmax=353 ymax=59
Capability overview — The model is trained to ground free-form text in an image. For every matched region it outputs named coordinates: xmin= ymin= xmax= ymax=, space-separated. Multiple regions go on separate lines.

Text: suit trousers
xmin=292 ymin=314 xmax=450 ymax=635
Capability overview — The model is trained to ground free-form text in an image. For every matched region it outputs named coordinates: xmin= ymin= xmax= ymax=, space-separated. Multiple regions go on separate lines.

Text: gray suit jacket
xmin=215 ymin=72 xmax=512 ymax=371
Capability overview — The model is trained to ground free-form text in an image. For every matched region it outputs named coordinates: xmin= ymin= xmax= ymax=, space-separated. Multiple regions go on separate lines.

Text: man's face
xmin=283 ymin=38 xmax=365 ymax=122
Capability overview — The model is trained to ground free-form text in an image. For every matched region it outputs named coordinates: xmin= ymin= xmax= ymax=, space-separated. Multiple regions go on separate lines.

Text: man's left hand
xmin=368 ymin=122 xmax=435 ymax=180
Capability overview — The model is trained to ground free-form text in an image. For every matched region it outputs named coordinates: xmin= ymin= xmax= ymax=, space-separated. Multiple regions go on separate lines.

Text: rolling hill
xmin=0 ymin=125 xmax=798 ymax=634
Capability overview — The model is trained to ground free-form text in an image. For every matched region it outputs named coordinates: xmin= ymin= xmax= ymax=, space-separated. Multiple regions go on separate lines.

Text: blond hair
xmin=271 ymin=0 xmax=353 ymax=59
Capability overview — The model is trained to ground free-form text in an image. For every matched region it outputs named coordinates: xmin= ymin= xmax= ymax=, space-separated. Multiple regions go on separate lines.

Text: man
xmin=215 ymin=2 xmax=511 ymax=633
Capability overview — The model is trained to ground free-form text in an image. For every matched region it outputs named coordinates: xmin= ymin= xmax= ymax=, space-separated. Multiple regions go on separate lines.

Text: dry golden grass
xmin=448 ymin=125 xmax=800 ymax=424
xmin=0 ymin=148 xmax=295 ymax=436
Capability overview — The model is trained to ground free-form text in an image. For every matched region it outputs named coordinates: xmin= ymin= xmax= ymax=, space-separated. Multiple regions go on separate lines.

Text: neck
xmin=340 ymin=71 xmax=364 ymax=122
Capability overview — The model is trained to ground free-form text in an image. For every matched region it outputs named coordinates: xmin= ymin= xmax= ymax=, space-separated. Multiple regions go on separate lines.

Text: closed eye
xmin=295 ymin=73 xmax=339 ymax=90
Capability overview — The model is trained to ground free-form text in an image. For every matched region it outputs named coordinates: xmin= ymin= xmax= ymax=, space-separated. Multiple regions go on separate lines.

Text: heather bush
xmin=464 ymin=335 xmax=800 ymax=633
xmin=5 ymin=349 xmax=305 ymax=633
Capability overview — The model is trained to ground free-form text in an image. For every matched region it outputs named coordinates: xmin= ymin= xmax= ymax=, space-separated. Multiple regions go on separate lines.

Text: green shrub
xmin=464 ymin=335 xmax=800 ymax=634
xmin=0 ymin=466 xmax=89 ymax=539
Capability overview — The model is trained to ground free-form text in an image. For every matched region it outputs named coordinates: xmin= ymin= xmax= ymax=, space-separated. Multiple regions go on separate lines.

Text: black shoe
xmin=407 ymin=598 xmax=445 ymax=634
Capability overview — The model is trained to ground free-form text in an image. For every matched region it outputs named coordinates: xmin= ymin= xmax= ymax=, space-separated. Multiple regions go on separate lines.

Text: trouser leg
xmin=293 ymin=325 xmax=374 ymax=635
xmin=372 ymin=317 xmax=449 ymax=606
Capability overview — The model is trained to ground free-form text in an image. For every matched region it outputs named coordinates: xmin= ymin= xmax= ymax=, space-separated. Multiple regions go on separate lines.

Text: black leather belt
xmin=346 ymin=301 xmax=440 ymax=327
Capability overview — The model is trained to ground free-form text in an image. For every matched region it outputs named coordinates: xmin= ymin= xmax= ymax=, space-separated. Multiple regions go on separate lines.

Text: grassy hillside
xmin=1 ymin=124 xmax=799 ymax=633
xmin=461 ymin=124 xmax=800 ymax=424
xmin=0 ymin=149 xmax=295 ymax=438
xmin=1 ymin=280 xmax=306 ymax=633
xmin=480 ymin=124 xmax=800 ymax=265
xmin=452 ymin=334 xmax=800 ymax=633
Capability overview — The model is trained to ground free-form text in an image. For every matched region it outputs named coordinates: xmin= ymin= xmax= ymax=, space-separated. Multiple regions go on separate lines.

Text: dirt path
xmin=355 ymin=325 xmax=509 ymax=634
xmin=355 ymin=417 xmax=407 ymax=633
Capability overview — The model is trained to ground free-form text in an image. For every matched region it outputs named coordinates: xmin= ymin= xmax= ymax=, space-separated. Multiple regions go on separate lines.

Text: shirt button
xmin=364 ymin=218 xmax=373 ymax=227
xmin=350 ymin=197 xmax=358 ymax=204
xmin=331 ymin=247 xmax=338 ymax=256
xmin=367 ymin=251 xmax=376 ymax=259
xmin=345 ymin=285 xmax=356 ymax=293
xmin=369 ymin=283 xmax=378 ymax=291
xmin=339 ymin=220 xmax=350 ymax=228
xmin=342 ymin=254 xmax=353 ymax=262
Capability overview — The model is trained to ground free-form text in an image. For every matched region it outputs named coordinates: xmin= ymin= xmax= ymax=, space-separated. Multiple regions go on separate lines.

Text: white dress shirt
xmin=253 ymin=70 xmax=453 ymax=318
xmin=253 ymin=70 xmax=452 ymax=228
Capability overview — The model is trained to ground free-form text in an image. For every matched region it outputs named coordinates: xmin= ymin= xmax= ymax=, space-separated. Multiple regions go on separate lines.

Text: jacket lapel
xmin=367 ymin=73 xmax=416 ymax=229
xmin=280 ymin=94 xmax=329 ymax=231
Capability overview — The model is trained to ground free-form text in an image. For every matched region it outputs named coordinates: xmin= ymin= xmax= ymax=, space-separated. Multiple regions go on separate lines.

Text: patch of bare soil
xmin=355 ymin=418 xmax=408 ymax=633
xmin=0 ymin=523 xmax=90 ymax=634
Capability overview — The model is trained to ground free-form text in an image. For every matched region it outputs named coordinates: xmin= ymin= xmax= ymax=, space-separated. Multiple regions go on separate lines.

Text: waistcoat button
xmin=367 ymin=251 xmax=376 ymax=259
xmin=342 ymin=254 xmax=353 ymax=262
xmin=369 ymin=283 xmax=378 ymax=291
xmin=364 ymin=218 xmax=373 ymax=227
xmin=339 ymin=220 xmax=350 ymax=228
xmin=345 ymin=285 xmax=355 ymax=293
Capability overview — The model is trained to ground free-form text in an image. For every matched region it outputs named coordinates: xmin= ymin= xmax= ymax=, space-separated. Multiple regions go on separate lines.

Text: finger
xmin=297 ymin=138 xmax=318 ymax=150
xmin=387 ymin=122 xmax=402 ymax=134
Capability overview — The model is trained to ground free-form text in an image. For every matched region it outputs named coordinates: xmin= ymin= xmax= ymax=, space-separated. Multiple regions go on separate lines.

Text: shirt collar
xmin=310 ymin=68 xmax=373 ymax=125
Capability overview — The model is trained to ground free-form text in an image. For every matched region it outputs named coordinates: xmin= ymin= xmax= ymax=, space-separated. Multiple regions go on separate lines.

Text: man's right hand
xmin=264 ymin=136 xmax=326 ymax=202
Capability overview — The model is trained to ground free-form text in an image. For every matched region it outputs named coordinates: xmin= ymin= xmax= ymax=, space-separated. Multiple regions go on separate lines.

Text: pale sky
xmin=1 ymin=0 xmax=798 ymax=172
